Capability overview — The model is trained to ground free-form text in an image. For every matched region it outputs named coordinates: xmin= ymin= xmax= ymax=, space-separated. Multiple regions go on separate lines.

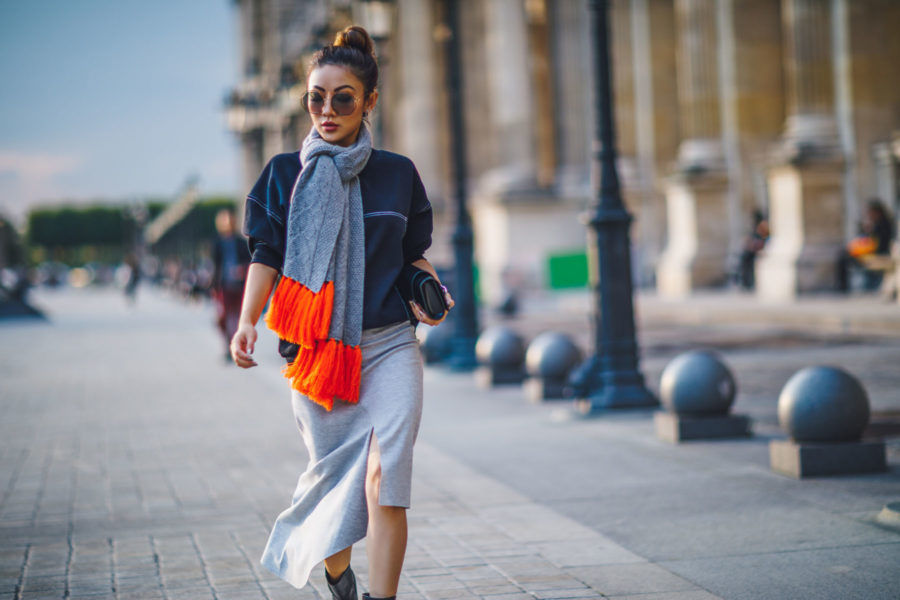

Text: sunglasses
xmin=302 ymin=91 xmax=360 ymax=116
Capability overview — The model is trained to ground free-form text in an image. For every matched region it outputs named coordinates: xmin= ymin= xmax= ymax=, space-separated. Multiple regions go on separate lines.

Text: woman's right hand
xmin=231 ymin=323 xmax=258 ymax=368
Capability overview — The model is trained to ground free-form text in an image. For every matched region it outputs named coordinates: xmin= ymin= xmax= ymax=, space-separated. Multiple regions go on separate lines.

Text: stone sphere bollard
xmin=475 ymin=326 xmax=526 ymax=386
xmin=659 ymin=350 xmax=736 ymax=416
xmin=654 ymin=350 xmax=750 ymax=443
xmin=416 ymin=321 xmax=453 ymax=364
xmin=777 ymin=366 xmax=870 ymax=443
xmin=524 ymin=332 xmax=582 ymax=401
xmin=770 ymin=365 xmax=885 ymax=478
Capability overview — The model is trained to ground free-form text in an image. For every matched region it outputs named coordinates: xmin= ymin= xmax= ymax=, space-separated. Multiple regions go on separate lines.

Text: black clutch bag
xmin=397 ymin=264 xmax=449 ymax=320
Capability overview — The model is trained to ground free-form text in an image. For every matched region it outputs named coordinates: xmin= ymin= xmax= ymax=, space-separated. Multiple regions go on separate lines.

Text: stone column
xmin=630 ymin=0 xmax=679 ymax=287
xmin=610 ymin=0 xmax=658 ymax=287
xmin=656 ymin=0 xmax=730 ymax=297
xmin=473 ymin=0 xmax=587 ymax=305
xmin=756 ymin=0 xmax=844 ymax=301
xmin=674 ymin=0 xmax=724 ymax=171
xmin=549 ymin=0 xmax=592 ymax=197
xmin=478 ymin=0 xmax=539 ymax=193
xmin=779 ymin=0 xmax=839 ymax=157
xmin=394 ymin=0 xmax=442 ymax=198
xmin=727 ymin=0 xmax=785 ymax=254
xmin=391 ymin=0 xmax=449 ymax=263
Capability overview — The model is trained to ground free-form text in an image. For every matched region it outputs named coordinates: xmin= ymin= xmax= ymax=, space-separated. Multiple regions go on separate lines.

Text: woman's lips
xmin=321 ymin=121 xmax=338 ymax=132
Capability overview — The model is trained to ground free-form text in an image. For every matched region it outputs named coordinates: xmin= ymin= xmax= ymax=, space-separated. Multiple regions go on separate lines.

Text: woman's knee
xmin=365 ymin=459 xmax=382 ymax=504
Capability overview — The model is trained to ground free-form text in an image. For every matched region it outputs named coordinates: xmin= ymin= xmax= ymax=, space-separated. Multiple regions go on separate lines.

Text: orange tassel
xmin=265 ymin=277 xmax=335 ymax=348
xmin=267 ymin=276 xmax=360 ymax=411
xmin=282 ymin=338 xmax=362 ymax=411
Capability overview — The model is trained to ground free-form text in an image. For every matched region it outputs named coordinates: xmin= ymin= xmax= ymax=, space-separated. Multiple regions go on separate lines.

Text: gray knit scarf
xmin=265 ymin=124 xmax=371 ymax=410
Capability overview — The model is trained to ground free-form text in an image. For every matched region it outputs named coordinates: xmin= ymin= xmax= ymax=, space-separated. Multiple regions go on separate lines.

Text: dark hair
xmin=308 ymin=26 xmax=379 ymax=98
xmin=865 ymin=198 xmax=889 ymax=222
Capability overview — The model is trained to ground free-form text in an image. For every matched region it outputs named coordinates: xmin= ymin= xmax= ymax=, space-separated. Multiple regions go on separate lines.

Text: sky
xmin=0 ymin=1 xmax=239 ymax=223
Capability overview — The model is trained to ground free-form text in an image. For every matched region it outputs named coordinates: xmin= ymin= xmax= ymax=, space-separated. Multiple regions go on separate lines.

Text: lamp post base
xmin=575 ymin=379 xmax=657 ymax=415
xmin=445 ymin=337 xmax=478 ymax=372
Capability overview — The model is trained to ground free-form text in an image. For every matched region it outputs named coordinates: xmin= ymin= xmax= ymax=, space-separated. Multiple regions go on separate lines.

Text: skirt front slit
xmin=260 ymin=321 xmax=423 ymax=589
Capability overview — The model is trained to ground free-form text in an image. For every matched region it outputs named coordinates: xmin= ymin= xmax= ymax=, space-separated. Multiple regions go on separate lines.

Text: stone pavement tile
xmin=406 ymin=572 xmax=469 ymax=592
xmin=480 ymin=503 xmax=601 ymax=544
xmin=114 ymin=576 xmax=166 ymax=596
xmin=532 ymin=539 xmax=644 ymax=569
xmin=513 ymin=575 xmax=590 ymax=594
xmin=0 ymin=550 xmax=24 ymax=591
xmin=167 ymin=588 xmax=216 ymax=600
xmin=263 ymin=581 xmax=322 ymax=599
xmin=531 ymin=589 xmax=603 ymax=599
xmin=573 ymin=563 xmax=702 ymax=597
xmin=19 ymin=574 xmax=67 ymax=594
xmin=214 ymin=582 xmax=270 ymax=599
xmin=659 ymin=542 xmax=900 ymax=600
xmin=402 ymin=552 xmax=444 ymax=572
xmin=608 ymin=592 xmax=722 ymax=600
xmin=557 ymin=497 xmax=900 ymax=563
xmin=20 ymin=593 xmax=63 ymax=600
xmin=67 ymin=579 xmax=115 ymax=597
xmin=116 ymin=591 xmax=165 ymax=600
xmin=468 ymin=583 xmax=525 ymax=596
xmin=450 ymin=564 xmax=505 ymax=581
xmin=420 ymin=590 xmax=481 ymax=600
xmin=162 ymin=574 xmax=211 ymax=590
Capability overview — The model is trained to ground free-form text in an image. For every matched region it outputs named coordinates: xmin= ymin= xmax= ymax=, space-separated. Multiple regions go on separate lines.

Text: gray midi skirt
xmin=260 ymin=321 xmax=423 ymax=589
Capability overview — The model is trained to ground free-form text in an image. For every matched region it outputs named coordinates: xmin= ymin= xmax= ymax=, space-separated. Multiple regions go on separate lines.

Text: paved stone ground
xmin=1 ymin=287 xmax=899 ymax=600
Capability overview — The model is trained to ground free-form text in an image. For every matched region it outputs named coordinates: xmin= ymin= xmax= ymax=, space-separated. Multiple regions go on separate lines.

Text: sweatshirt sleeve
xmin=242 ymin=155 xmax=296 ymax=272
xmin=402 ymin=165 xmax=433 ymax=264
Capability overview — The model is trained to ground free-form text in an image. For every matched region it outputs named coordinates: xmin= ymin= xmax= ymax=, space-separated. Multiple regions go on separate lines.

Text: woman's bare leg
xmin=324 ymin=546 xmax=352 ymax=580
xmin=365 ymin=435 xmax=407 ymax=598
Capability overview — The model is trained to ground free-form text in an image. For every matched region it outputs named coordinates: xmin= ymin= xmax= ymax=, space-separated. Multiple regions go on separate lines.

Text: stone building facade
xmin=227 ymin=0 xmax=900 ymax=303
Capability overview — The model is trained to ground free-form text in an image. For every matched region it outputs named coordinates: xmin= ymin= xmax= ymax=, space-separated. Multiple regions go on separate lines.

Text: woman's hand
xmin=408 ymin=257 xmax=455 ymax=326
xmin=409 ymin=285 xmax=455 ymax=327
xmin=231 ymin=323 xmax=258 ymax=368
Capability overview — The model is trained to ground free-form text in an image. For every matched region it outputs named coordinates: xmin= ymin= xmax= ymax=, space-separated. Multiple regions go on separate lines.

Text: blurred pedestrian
xmin=229 ymin=26 xmax=453 ymax=600
xmin=738 ymin=210 xmax=769 ymax=290
xmin=123 ymin=253 xmax=141 ymax=305
xmin=836 ymin=198 xmax=895 ymax=292
xmin=212 ymin=208 xmax=250 ymax=360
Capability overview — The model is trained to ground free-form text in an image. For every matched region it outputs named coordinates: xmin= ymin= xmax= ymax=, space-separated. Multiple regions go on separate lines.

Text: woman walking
xmin=231 ymin=26 xmax=452 ymax=600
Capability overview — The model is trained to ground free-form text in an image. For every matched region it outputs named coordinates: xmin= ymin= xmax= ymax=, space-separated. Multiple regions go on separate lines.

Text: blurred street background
xmin=2 ymin=1 xmax=900 ymax=599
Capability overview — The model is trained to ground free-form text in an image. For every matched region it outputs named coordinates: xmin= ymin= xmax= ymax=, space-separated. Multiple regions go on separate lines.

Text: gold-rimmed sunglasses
xmin=302 ymin=90 xmax=360 ymax=116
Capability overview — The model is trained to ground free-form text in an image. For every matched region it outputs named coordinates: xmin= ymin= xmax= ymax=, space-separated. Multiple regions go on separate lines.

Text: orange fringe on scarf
xmin=265 ymin=276 xmax=362 ymax=411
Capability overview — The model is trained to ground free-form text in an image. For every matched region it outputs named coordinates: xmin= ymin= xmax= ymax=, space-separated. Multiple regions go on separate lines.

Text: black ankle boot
xmin=325 ymin=566 xmax=358 ymax=600
xmin=362 ymin=594 xmax=395 ymax=600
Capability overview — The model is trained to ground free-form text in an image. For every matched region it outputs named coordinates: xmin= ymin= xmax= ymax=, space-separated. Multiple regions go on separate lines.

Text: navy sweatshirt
xmin=243 ymin=148 xmax=433 ymax=334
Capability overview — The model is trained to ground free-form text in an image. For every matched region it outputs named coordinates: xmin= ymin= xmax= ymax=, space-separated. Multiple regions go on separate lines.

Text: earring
xmin=363 ymin=111 xmax=368 ymax=117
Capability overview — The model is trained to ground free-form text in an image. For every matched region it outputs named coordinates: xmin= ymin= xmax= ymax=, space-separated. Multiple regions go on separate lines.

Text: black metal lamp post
xmin=571 ymin=0 xmax=656 ymax=412
xmin=441 ymin=0 xmax=478 ymax=370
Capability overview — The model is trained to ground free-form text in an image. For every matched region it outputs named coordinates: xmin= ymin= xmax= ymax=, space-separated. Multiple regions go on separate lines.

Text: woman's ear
xmin=365 ymin=90 xmax=379 ymax=115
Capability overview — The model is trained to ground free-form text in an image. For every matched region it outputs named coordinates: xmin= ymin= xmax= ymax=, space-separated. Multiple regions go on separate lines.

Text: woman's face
xmin=306 ymin=64 xmax=377 ymax=147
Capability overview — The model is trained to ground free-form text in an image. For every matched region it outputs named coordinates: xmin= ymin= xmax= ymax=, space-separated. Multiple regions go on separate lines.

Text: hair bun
xmin=333 ymin=25 xmax=375 ymax=57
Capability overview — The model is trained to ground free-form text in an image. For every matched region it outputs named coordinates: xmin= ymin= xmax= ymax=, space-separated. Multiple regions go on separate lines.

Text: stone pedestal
xmin=769 ymin=439 xmax=887 ymax=478
xmin=756 ymin=159 xmax=844 ymax=301
xmin=473 ymin=193 xmax=587 ymax=305
xmin=524 ymin=377 xmax=567 ymax=403
xmin=654 ymin=412 xmax=752 ymax=443
xmin=475 ymin=366 xmax=524 ymax=388
xmin=656 ymin=172 xmax=731 ymax=297
xmin=876 ymin=503 xmax=900 ymax=529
